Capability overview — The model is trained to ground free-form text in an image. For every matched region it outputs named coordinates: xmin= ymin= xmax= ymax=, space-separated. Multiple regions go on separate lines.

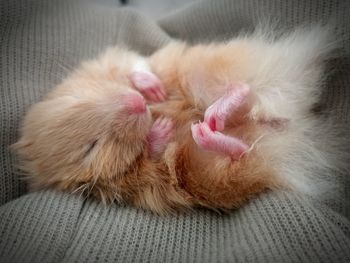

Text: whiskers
xmin=240 ymin=133 xmax=266 ymax=159
xmin=70 ymin=177 xmax=123 ymax=205
xmin=71 ymin=183 xmax=90 ymax=200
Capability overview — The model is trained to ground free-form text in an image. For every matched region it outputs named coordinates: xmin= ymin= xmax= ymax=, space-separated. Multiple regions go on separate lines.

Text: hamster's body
xmin=14 ymin=26 xmax=348 ymax=213
xmin=148 ymin=27 xmax=347 ymax=209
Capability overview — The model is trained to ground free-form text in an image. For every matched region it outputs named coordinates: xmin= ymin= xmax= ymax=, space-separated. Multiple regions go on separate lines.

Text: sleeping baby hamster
xmin=13 ymin=26 xmax=349 ymax=214
xmin=13 ymin=47 xmax=192 ymax=212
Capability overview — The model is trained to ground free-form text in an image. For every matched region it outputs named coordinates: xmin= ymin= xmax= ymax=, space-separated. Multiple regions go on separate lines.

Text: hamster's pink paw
xmin=191 ymin=121 xmax=248 ymax=160
xmin=130 ymin=71 xmax=166 ymax=103
xmin=147 ymin=117 xmax=174 ymax=156
xmin=204 ymin=82 xmax=250 ymax=131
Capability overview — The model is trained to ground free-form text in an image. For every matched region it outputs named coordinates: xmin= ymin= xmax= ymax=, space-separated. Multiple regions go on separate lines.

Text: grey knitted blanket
xmin=1 ymin=0 xmax=349 ymax=262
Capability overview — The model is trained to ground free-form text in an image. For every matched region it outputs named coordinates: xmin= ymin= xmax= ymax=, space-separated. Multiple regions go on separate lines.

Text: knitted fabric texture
xmin=1 ymin=0 xmax=350 ymax=262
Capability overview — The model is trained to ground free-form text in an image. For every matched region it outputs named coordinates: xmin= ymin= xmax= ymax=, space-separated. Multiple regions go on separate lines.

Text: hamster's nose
xmin=125 ymin=94 xmax=147 ymax=114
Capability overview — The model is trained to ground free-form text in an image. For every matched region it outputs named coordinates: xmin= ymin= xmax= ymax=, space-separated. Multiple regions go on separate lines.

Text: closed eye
xmin=84 ymin=139 xmax=98 ymax=157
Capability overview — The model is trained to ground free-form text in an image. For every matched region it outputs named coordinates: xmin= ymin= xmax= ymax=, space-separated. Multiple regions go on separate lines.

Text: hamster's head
xmin=13 ymin=79 xmax=154 ymax=201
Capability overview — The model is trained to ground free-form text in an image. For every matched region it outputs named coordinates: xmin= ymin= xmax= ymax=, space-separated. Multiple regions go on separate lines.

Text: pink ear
xmin=130 ymin=71 xmax=166 ymax=103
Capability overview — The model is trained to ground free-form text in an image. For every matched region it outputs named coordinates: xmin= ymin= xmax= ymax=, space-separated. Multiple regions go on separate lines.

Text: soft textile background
xmin=1 ymin=0 xmax=349 ymax=262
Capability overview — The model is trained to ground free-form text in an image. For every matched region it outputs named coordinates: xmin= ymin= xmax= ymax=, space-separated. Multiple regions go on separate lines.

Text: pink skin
xmin=130 ymin=71 xmax=167 ymax=103
xmin=192 ymin=83 xmax=250 ymax=160
xmin=191 ymin=122 xmax=248 ymax=160
xmin=124 ymin=93 xmax=147 ymax=114
xmin=147 ymin=117 xmax=174 ymax=157
xmin=204 ymin=82 xmax=250 ymax=131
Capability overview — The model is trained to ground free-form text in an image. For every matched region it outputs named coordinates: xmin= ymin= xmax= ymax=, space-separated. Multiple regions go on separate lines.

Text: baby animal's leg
xmin=191 ymin=83 xmax=250 ymax=160
xmin=130 ymin=61 xmax=166 ymax=103
xmin=204 ymin=82 xmax=250 ymax=131
xmin=147 ymin=117 xmax=174 ymax=157
xmin=191 ymin=121 xmax=248 ymax=160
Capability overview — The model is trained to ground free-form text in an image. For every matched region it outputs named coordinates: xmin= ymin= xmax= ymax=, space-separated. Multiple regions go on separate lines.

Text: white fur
xmin=179 ymin=25 xmax=348 ymax=199
xmin=133 ymin=59 xmax=152 ymax=73
xmin=242 ymin=26 xmax=349 ymax=198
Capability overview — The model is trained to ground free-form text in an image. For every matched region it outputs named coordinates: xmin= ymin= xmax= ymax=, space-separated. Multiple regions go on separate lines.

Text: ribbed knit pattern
xmin=1 ymin=0 xmax=350 ymax=262
xmin=1 ymin=190 xmax=349 ymax=262
xmin=0 ymin=191 xmax=83 ymax=263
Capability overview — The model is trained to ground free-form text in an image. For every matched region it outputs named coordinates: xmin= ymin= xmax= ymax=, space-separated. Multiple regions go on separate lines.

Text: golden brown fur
xmin=13 ymin=27 xmax=344 ymax=214
xmin=148 ymin=43 xmax=280 ymax=210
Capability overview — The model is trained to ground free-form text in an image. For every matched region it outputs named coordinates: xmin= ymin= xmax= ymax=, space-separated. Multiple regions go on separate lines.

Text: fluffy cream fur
xmin=13 ymin=26 xmax=349 ymax=214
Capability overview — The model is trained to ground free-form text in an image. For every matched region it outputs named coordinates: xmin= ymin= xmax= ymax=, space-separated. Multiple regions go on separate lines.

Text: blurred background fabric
xmin=0 ymin=0 xmax=349 ymax=262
